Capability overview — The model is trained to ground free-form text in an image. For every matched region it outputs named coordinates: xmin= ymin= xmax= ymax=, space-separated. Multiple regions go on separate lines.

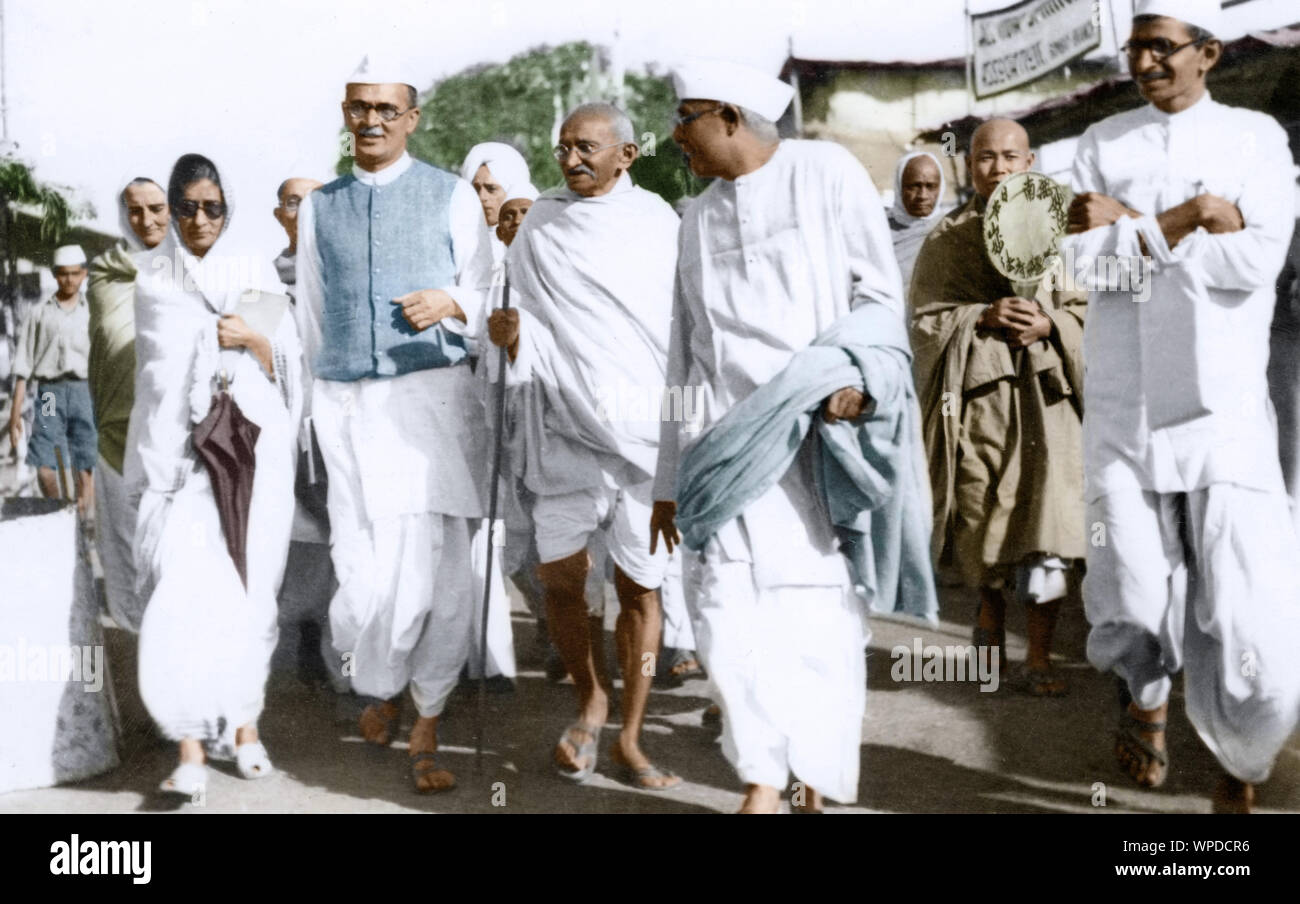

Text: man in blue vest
xmin=294 ymin=56 xmax=493 ymax=793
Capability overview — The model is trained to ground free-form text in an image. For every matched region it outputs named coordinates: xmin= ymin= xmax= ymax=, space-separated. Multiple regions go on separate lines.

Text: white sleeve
xmin=441 ymin=178 xmax=490 ymax=337
xmin=653 ymin=265 xmax=692 ymax=503
xmin=1168 ymin=122 xmax=1296 ymax=291
xmin=1060 ymin=125 xmax=1148 ymax=291
xmin=836 ymin=149 xmax=906 ymax=316
xmin=293 ymin=194 xmax=324 ymax=385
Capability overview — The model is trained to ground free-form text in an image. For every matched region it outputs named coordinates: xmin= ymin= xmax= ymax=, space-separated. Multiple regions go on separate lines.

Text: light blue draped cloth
xmin=675 ymin=302 xmax=938 ymax=625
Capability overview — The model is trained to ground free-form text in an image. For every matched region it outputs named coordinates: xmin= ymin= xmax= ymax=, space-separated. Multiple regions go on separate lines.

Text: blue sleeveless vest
xmin=312 ymin=160 xmax=466 ymax=380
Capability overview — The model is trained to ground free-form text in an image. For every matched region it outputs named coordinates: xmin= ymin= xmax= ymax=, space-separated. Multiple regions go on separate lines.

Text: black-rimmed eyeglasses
xmin=1121 ymin=36 xmax=1207 ymax=62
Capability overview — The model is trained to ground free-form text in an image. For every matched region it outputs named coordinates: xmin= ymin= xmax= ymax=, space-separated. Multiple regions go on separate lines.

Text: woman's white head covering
xmin=890 ymin=151 xmax=947 ymax=228
xmin=154 ymin=152 xmax=284 ymax=310
xmin=116 ymin=174 xmax=165 ymax=252
xmin=503 ymin=182 xmax=539 ymax=205
xmin=459 ymin=142 xmax=532 ymax=196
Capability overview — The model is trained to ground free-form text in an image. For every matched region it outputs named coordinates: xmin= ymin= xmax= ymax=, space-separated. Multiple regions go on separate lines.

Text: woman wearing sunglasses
xmin=126 ymin=153 xmax=303 ymax=800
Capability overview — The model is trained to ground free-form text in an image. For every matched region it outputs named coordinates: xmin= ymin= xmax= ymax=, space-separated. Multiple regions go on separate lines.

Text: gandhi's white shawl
xmin=499 ymin=174 xmax=679 ymax=493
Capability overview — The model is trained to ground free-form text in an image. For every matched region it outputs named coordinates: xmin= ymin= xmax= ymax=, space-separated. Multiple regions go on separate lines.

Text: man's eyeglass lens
xmin=672 ymin=106 xmax=724 ymax=129
xmin=175 ymin=200 xmax=226 ymax=219
xmin=345 ymin=101 xmax=410 ymax=122
xmin=1122 ymin=38 xmax=1202 ymax=60
xmin=552 ymin=141 xmax=622 ymax=161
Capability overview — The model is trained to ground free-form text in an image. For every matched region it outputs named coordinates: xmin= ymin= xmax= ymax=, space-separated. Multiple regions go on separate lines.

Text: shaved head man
xmin=910 ymin=117 xmax=1088 ymax=706
xmin=968 ymin=118 xmax=1034 ymax=201
xmin=900 ymin=155 xmax=942 ymax=219
xmin=274 ymin=178 xmax=324 ymax=253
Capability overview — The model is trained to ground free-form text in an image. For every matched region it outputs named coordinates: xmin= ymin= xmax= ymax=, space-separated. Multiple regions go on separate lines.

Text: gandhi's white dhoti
xmin=1085 ymin=485 xmax=1300 ymax=783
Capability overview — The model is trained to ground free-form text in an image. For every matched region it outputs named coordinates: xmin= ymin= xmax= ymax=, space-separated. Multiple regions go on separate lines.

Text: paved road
xmin=4 ymin=578 xmax=1298 ymax=814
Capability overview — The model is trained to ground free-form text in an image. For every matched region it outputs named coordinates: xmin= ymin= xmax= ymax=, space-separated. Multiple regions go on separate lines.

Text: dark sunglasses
xmin=175 ymin=199 xmax=227 ymax=220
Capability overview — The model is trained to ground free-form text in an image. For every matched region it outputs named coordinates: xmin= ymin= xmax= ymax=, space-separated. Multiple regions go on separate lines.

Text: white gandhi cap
xmin=52 ymin=245 xmax=86 ymax=267
xmin=671 ymin=59 xmax=794 ymax=123
xmin=1132 ymin=0 xmax=1223 ymax=37
xmin=347 ymin=52 xmax=416 ymax=91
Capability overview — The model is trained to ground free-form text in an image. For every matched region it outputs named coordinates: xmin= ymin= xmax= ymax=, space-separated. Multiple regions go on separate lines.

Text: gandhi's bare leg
xmin=539 ymin=550 xmax=608 ymax=772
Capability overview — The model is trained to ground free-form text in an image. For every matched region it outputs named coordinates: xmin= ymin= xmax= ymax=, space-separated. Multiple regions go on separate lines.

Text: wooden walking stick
xmin=476 ymin=268 xmax=512 ymax=773
xmin=53 ymin=445 xmax=71 ymax=501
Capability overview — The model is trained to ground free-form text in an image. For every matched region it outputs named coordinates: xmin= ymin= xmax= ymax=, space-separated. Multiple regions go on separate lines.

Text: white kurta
xmin=1064 ymin=93 xmax=1300 ymax=782
xmin=656 ymin=139 xmax=905 ymax=803
xmin=127 ymin=221 xmax=302 ymax=744
xmin=295 ymin=152 xmax=495 ymax=716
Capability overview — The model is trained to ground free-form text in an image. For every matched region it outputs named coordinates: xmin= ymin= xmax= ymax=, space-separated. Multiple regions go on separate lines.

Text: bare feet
xmin=359 ymin=699 xmax=399 ymax=746
xmin=409 ymin=715 xmax=455 ymax=793
xmin=1212 ymin=774 xmax=1255 ymax=814
xmin=555 ymin=722 xmax=601 ymax=775
xmin=610 ymin=733 xmax=682 ymax=790
xmin=234 ymin=723 xmax=258 ymax=746
xmin=1115 ymin=700 xmax=1168 ymax=788
xmin=738 ymin=783 xmax=781 ymax=814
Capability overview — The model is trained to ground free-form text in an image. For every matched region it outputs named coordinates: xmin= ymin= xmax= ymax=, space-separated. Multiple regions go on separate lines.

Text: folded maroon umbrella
xmin=192 ymin=387 xmax=260 ymax=589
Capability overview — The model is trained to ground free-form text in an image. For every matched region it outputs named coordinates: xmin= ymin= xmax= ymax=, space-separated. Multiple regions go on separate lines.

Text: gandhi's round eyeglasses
xmin=552 ymin=141 xmax=623 ymax=161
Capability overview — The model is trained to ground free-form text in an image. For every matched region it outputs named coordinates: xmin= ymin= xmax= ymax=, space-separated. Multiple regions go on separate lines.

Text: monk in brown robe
xmin=910 ymin=119 xmax=1087 ymax=695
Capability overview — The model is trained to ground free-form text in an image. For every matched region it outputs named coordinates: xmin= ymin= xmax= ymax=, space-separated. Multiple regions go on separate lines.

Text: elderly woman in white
xmin=126 ymin=153 xmax=302 ymax=798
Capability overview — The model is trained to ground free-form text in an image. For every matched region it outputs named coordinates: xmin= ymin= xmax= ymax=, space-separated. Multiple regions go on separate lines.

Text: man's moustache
xmin=1137 ymin=72 xmax=1168 ymax=83
xmin=566 ymin=165 xmax=595 ymax=179
xmin=359 ymin=126 xmax=384 ymax=137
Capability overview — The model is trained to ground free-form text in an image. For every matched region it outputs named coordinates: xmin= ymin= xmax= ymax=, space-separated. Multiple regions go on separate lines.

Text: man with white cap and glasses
xmin=1064 ymin=0 xmax=1300 ymax=812
xmin=294 ymin=54 xmax=491 ymax=793
xmin=8 ymin=244 xmax=97 ymax=514
xmin=654 ymin=60 xmax=928 ymax=813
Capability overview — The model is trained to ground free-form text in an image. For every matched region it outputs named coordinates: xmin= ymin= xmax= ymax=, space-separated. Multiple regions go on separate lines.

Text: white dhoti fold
xmin=94 ymin=452 xmax=141 ymax=632
xmin=685 ymin=539 xmax=865 ymax=804
xmin=314 ymin=369 xmax=484 ymax=717
xmin=660 ymin=553 xmax=696 ymax=651
xmin=136 ymin=463 xmax=287 ymax=742
xmin=1085 ymin=484 xmax=1300 ymax=783
xmin=466 ymin=518 xmax=517 ymax=680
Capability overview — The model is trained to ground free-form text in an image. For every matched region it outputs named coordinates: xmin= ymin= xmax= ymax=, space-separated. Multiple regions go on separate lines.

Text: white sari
xmin=125 ymin=168 xmax=303 ymax=744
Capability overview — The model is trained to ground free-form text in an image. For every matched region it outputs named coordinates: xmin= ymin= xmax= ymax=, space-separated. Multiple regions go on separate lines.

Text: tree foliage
xmin=0 ymin=157 xmax=75 ymax=245
xmin=339 ymin=42 xmax=706 ymax=204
